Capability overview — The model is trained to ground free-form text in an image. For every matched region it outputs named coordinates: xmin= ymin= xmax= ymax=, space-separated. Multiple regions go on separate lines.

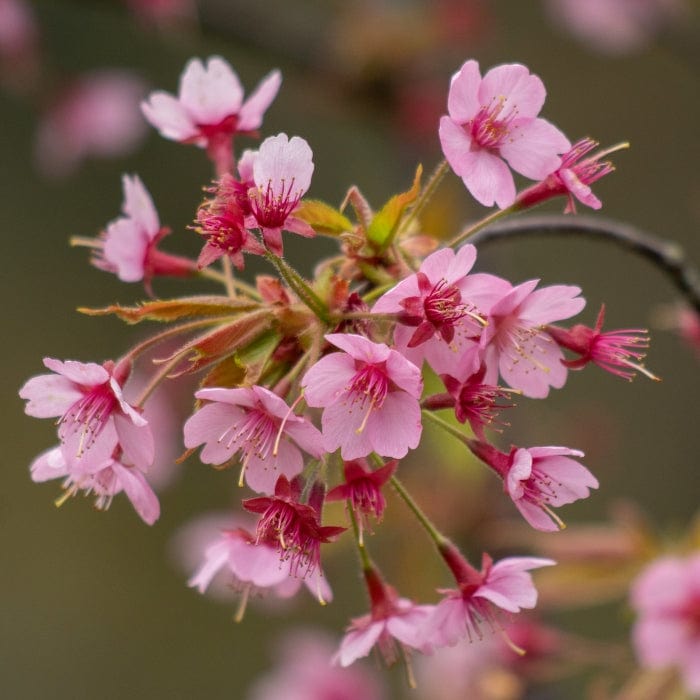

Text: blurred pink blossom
xmin=35 ymin=70 xmax=148 ymax=177
xmin=0 ymin=0 xmax=39 ymax=90
xmin=124 ymin=0 xmax=197 ymax=28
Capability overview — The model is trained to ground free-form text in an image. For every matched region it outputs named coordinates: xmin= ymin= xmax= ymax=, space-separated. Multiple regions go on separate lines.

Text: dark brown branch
xmin=468 ymin=214 xmax=700 ymax=313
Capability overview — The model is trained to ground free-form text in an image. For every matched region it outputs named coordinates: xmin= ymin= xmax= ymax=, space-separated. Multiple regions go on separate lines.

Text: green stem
xmin=133 ymin=351 xmax=188 ymax=408
xmin=448 ymin=204 xmax=516 ymax=249
xmin=390 ymin=475 xmax=447 ymax=548
xmin=348 ymin=504 xmax=372 ymax=570
xmin=400 ymin=159 xmax=449 ymax=235
xmin=421 ymin=409 xmax=470 ymax=446
xmin=264 ymin=251 xmax=331 ymax=323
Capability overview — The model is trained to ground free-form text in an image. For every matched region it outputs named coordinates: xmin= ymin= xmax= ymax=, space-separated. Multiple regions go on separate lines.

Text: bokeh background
xmin=2 ymin=1 xmax=699 ymax=698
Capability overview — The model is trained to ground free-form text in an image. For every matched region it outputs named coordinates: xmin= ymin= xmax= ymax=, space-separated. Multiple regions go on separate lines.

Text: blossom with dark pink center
xmin=467 ymin=440 xmax=598 ymax=531
xmin=631 ymin=553 xmax=700 ymax=695
xmin=326 ymin=459 xmax=397 ymax=540
xmin=30 ymin=445 xmax=159 ymax=525
xmin=422 ymin=545 xmax=555 ymax=649
xmin=479 ymin=279 xmax=586 ymax=398
xmin=547 ymin=304 xmax=659 ymax=381
xmin=302 ymin=333 xmax=423 ymax=460
xmin=516 ymin=138 xmax=622 ymax=213
xmin=334 ymin=567 xmax=434 ymax=668
xmin=20 ymin=357 xmax=154 ymax=472
xmin=89 ymin=174 xmax=196 ymax=294
xmin=141 ymin=56 xmax=281 ymax=159
xmin=372 ymin=245 xmax=481 ymax=349
xmin=247 ymin=133 xmax=316 ymax=255
xmin=183 ymin=385 xmax=324 ymax=494
xmin=188 ymin=525 xmax=332 ymax=608
xmin=439 ymin=60 xmax=570 ymax=208
xmin=243 ymin=476 xmax=345 ymax=579
xmin=192 ymin=173 xmax=265 ymax=269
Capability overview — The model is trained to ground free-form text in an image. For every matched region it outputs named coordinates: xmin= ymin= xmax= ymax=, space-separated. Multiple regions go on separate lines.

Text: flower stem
xmin=390 ymin=475 xmax=447 ymax=548
xmin=421 ymin=409 xmax=470 ymax=446
xmin=448 ymin=204 xmax=516 ymax=248
xmin=348 ymin=504 xmax=372 ymax=570
xmin=221 ymin=256 xmax=236 ymax=298
xmin=400 ymin=159 xmax=449 ymax=235
xmin=264 ymin=251 xmax=331 ymax=323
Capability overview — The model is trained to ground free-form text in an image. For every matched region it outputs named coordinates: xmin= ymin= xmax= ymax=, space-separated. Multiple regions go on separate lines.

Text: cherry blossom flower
xmin=30 ymin=445 xmax=160 ymax=525
xmin=516 ymin=138 xmax=620 ymax=213
xmin=91 ymin=174 xmax=196 ymax=293
xmin=467 ymin=441 xmax=598 ymax=531
xmin=20 ymin=358 xmax=154 ymax=472
xmin=439 ymin=60 xmax=570 ymax=208
xmin=188 ymin=525 xmax=332 ymax=609
xmin=631 ymin=553 xmax=700 ymax=694
xmin=141 ymin=56 xmax=281 ymax=161
xmin=372 ymin=244 xmax=481 ymax=349
xmin=334 ymin=568 xmax=434 ymax=667
xmin=547 ymin=304 xmax=659 ymax=381
xmin=249 ymin=630 xmax=387 ymax=700
xmin=302 ymin=333 xmax=423 ymax=460
xmin=0 ymin=0 xmax=39 ymax=92
xmin=247 ymin=133 xmax=316 ymax=255
xmin=326 ymin=459 xmax=397 ymax=540
xmin=243 ymin=476 xmax=345 ymax=579
xmin=479 ymin=279 xmax=586 ymax=398
xmin=192 ymin=173 xmax=266 ymax=269
xmin=422 ymin=546 xmax=555 ymax=649
xmin=183 ymin=385 xmax=324 ymax=494
xmin=35 ymin=70 xmax=148 ymax=177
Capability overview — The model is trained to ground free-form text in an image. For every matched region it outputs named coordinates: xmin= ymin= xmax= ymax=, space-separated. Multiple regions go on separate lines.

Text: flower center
xmin=469 ymin=97 xmax=517 ymax=149
xmin=60 ymin=383 xmax=117 ymax=458
xmin=250 ymin=178 xmax=301 ymax=228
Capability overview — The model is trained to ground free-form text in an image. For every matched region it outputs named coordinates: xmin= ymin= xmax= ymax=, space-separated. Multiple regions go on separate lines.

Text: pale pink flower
xmin=631 ymin=553 xmax=700 ymax=694
xmin=546 ymin=0 xmax=687 ymax=55
xmin=249 ymin=630 xmax=387 ymax=700
xmin=188 ymin=525 xmax=332 ymax=606
xmin=516 ymin=138 xmax=619 ymax=213
xmin=20 ymin=358 xmax=154 ymax=472
xmin=439 ymin=60 xmax=570 ymax=208
xmin=479 ymin=279 xmax=586 ymax=398
xmin=183 ymin=385 xmax=324 ymax=494
xmin=334 ymin=568 xmax=434 ymax=667
xmin=467 ymin=441 xmax=599 ymax=531
xmin=372 ymin=244 xmax=480 ymax=349
xmin=0 ymin=0 xmax=39 ymax=92
xmin=302 ymin=333 xmax=423 ymax=460
xmin=243 ymin=476 xmax=345 ymax=580
xmin=247 ymin=133 xmax=316 ymax=255
xmin=547 ymin=304 xmax=659 ymax=381
xmin=422 ymin=547 xmax=555 ymax=649
xmin=35 ymin=71 xmax=147 ymax=177
xmin=30 ymin=445 xmax=160 ymax=525
xmin=141 ymin=55 xmax=281 ymax=148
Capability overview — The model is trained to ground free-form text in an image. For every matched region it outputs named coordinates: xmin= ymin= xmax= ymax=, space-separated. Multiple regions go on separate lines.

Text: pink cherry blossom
xmin=334 ymin=568 xmax=434 ymax=667
xmin=631 ymin=553 xmax=700 ymax=694
xmin=422 ymin=547 xmax=555 ymax=649
xmin=372 ymin=244 xmax=480 ymax=349
xmin=141 ymin=55 xmax=281 ymax=149
xmin=35 ymin=70 xmax=147 ymax=177
xmin=249 ymin=630 xmax=387 ymax=700
xmin=247 ymin=133 xmax=316 ymax=255
xmin=30 ymin=445 xmax=160 ymax=525
xmin=183 ymin=385 xmax=324 ymax=494
xmin=188 ymin=525 xmax=332 ymax=607
xmin=439 ymin=60 xmax=570 ymax=208
xmin=243 ymin=476 xmax=345 ymax=579
xmin=0 ymin=0 xmax=39 ymax=92
xmin=547 ymin=304 xmax=658 ymax=381
xmin=467 ymin=441 xmax=599 ymax=531
xmin=479 ymin=279 xmax=586 ymax=398
xmin=20 ymin=358 xmax=154 ymax=472
xmin=302 ymin=333 xmax=423 ymax=460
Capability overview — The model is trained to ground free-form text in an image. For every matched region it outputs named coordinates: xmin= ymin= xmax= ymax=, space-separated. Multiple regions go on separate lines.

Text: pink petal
xmin=478 ymin=63 xmax=546 ymax=120
xmin=29 ymin=446 xmax=68 ymax=482
xmin=384 ymin=352 xmax=423 ymax=398
xmin=114 ymin=413 xmax=155 ymax=470
xmin=302 ymin=353 xmax=356 ymax=407
xmin=141 ymin=91 xmax=196 ymax=141
xmin=244 ymin=439 xmax=303 ymax=494
xmin=537 ymin=456 xmax=598 ymax=504
xmin=439 ymin=115 xmax=474 ymax=177
xmin=460 ymin=148 xmax=516 ymax=209
xmin=253 ymin=133 xmax=314 ymax=198
xmin=19 ymin=373 xmax=82 ymax=418
xmin=520 ymin=284 xmax=585 ymax=325
xmin=238 ymin=69 xmax=282 ymax=132
xmin=43 ymin=357 xmax=109 ymax=386
xmin=422 ymin=596 xmax=468 ymax=647
xmin=514 ymin=498 xmax=560 ymax=531
xmin=229 ymin=538 xmax=290 ymax=587
xmin=364 ymin=391 xmax=422 ymax=459
xmin=121 ymin=174 xmax=159 ymax=237
xmin=188 ymin=539 xmax=231 ymax=593
xmin=183 ymin=402 xmax=246 ymax=464
xmin=321 ymin=399 xmax=373 ymax=459
xmin=282 ymin=418 xmax=325 ymax=458
xmin=633 ymin=617 xmax=690 ymax=667
xmin=303 ymin=566 xmax=334 ymax=604
xmin=179 ymin=56 xmax=243 ymax=124
xmin=335 ymin=622 xmax=385 ymax=667
xmin=500 ymin=118 xmax=570 ymax=180
xmin=102 ymin=217 xmax=148 ymax=282
xmin=113 ymin=461 xmax=160 ymax=525
xmin=325 ymin=333 xmax=391 ymax=365
xmin=447 ymin=59 xmax=482 ymax=123
xmin=194 ymin=386 xmax=258 ymax=409
xmin=560 ymin=168 xmax=602 ymax=209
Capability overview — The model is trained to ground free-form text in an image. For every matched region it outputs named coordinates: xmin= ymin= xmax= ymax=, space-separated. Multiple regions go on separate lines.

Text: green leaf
xmin=294 ymin=199 xmax=353 ymax=236
xmin=366 ymin=165 xmax=423 ymax=252
xmin=79 ymin=295 xmax=260 ymax=324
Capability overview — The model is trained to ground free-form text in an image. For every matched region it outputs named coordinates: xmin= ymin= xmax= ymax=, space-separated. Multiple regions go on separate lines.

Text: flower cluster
xmin=21 ymin=53 xmax=664 ymax=689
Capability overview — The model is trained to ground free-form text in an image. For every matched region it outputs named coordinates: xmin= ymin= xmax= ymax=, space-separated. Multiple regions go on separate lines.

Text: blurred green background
xmin=3 ymin=1 xmax=699 ymax=698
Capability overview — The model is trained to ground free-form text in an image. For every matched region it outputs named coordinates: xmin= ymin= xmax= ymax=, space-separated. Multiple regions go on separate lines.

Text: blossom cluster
xmin=20 ymin=54 xmax=665 ymax=688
